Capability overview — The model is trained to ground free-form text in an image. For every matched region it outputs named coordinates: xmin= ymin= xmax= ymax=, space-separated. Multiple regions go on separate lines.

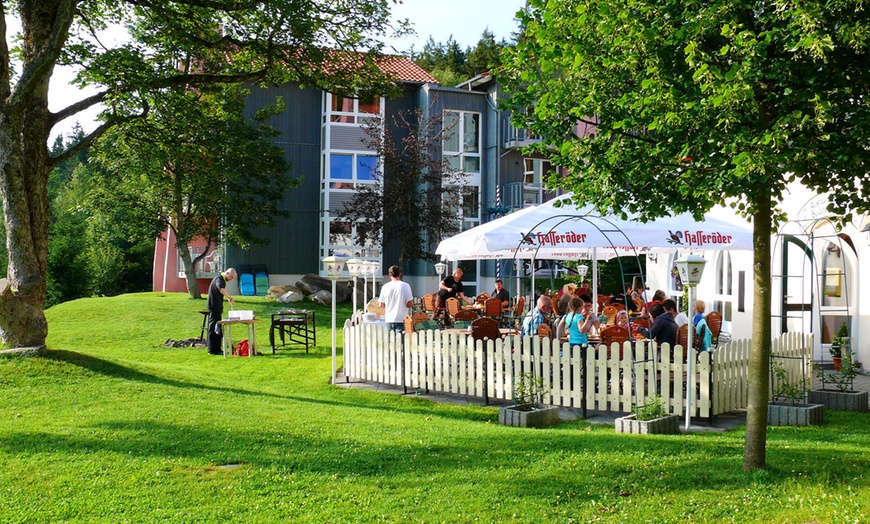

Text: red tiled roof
xmin=376 ymin=56 xmax=439 ymax=84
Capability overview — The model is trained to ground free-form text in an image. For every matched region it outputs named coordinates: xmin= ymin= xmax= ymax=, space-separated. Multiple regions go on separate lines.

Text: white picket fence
xmin=343 ymin=317 xmax=812 ymax=418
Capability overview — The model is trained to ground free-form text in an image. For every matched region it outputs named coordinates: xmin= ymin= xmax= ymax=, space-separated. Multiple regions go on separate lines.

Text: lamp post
xmin=434 ymin=261 xmax=447 ymax=281
xmin=368 ymin=261 xmax=381 ymax=300
xmin=361 ymin=260 xmax=371 ymax=313
xmin=346 ymin=258 xmax=363 ymax=318
xmin=675 ymin=254 xmax=706 ymax=431
xmin=322 ymin=255 xmax=346 ymax=385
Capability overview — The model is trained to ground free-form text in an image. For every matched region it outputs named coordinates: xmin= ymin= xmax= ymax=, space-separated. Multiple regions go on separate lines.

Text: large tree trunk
xmin=744 ymin=197 xmax=773 ymax=471
xmin=177 ymin=241 xmax=203 ymax=299
xmin=0 ymin=100 xmax=52 ymax=348
xmin=0 ymin=1 xmax=71 ymax=348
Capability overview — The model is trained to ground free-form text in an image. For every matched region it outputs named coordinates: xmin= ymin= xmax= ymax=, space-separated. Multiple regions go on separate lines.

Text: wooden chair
xmin=633 ymin=297 xmax=645 ymax=313
xmin=484 ymin=297 xmax=503 ymax=322
xmin=601 ymin=305 xmax=618 ymax=326
xmin=471 ymin=317 xmax=501 ymax=342
xmin=599 ymin=325 xmax=630 ymax=359
xmin=411 ymin=311 xmax=430 ymax=326
xmin=453 ymin=308 xmax=479 ymax=322
xmin=676 ymin=323 xmax=688 ymax=350
xmin=597 ymin=295 xmax=611 ymax=309
xmin=424 ymin=292 xmax=447 ymax=324
xmin=403 ymin=315 xmax=415 ymax=335
xmin=611 ymin=302 xmax=626 ymax=311
xmin=536 ymin=323 xmax=553 ymax=339
xmin=705 ymin=311 xmax=723 ymax=348
xmin=503 ymin=296 xmax=525 ymax=328
xmin=475 ymin=292 xmax=490 ymax=304
xmin=445 ymin=297 xmax=461 ymax=319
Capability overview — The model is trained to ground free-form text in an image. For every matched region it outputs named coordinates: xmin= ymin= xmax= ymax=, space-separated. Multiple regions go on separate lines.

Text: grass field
xmin=1 ymin=292 xmax=869 ymax=523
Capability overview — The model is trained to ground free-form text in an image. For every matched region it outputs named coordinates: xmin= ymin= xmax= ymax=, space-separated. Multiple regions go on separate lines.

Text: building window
xmin=176 ymin=246 xmax=221 ymax=278
xmin=328 ymin=153 xmax=378 ymax=189
xmin=322 ymin=219 xmax=380 ymax=264
xmin=327 ymin=93 xmax=380 ymax=124
xmin=712 ymin=251 xmax=734 ymax=323
xmin=522 ymin=158 xmax=557 ymax=205
xmin=443 ymin=111 xmax=480 ymax=173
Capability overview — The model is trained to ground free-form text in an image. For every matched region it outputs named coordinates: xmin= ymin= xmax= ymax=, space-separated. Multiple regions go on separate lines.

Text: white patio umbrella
xmin=435 ymin=192 xmax=752 ymax=330
xmin=481 ymin=193 xmax=754 ymax=255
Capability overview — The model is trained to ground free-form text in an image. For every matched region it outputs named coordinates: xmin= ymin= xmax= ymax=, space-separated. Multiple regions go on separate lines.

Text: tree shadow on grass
xmin=44 ymin=349 xmax=491 ymax=423
xmin=3 ymin=414 xmax=865 ymax=511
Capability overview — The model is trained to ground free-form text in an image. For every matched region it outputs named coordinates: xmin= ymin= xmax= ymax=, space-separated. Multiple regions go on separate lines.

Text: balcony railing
xmin=502 ymin=120 xmax=543 ymax=149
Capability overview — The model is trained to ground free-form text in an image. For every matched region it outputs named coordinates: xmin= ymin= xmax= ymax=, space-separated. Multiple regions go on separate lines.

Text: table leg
xmin=249 ymin=322 xmax=256 ymax=356
xmin=222 ymin=324 xmax=231 ymax=357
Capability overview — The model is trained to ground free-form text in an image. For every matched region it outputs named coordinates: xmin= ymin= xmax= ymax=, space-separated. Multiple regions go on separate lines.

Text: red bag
xmin=233 ymin=339 xmax=249 ymax=356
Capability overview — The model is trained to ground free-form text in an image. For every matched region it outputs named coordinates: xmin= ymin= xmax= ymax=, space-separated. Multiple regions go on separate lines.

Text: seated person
xmin=609 ymin=283 xmax=639 ymax=313
xmin=695 ymin=315 xmax=714 ymax=352
xmin=639 ymin=303 xmax=677 ymax=347
xmin=521 ymin=295 xmax=553 ymax=337
xmin=615 ymin=310 xmax=641 ymax=338
xmin=561 ymin=295 xmax=599 ymax=346
xmin=646 ymin=289 xmax=667 ymax=311
xmin=557 ymin=283 xmax=577 ymax=317
xmin=662 ymin=298 xmax=689 ymax=327
xmin=692 ymin=299 xmax=707 ymax=326
xmin=491 ymin=278 xmax=510 ymax=309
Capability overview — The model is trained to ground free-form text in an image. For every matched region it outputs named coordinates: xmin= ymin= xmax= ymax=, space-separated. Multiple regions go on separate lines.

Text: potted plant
xmin=615 ymin=395 xmax=680 ymax=435
xmin=498 ymin=372 xmax=560 ymax=428
xmin=829 ymin=322 xmax=849 ymax=370
xmin=767 ymin=358 xmax=824 ymax=426
xmin=810 ymin=349 xmax=868 ymax=412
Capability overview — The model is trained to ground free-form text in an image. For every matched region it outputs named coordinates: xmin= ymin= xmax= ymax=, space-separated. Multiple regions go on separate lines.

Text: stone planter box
xmin=767 ymin=402 xmax=824 ymax=426
xmin=615 ymin=414 xmax=681 ymax=435
xmin=808 ymin=389 xmax=869 ymax=412
xmin=499 ymin=405 xmax=561 ymax=428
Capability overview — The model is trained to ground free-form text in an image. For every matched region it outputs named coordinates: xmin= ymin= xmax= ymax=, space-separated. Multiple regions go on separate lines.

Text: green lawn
xmin=1 ymin=292 xmax=868 ymax=523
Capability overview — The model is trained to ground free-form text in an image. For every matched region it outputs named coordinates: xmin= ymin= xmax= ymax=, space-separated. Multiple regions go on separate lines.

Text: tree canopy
xmin=407 ymin=30 xmax=511 ymax=85
xmin=336 ymin=108 xmax=468 ymax=265
xmin=0 ymin=0 xmax=406 ymax=348
xmin=501 ymin=0 xmax=870 ymax=470
xmin=91 ymin=84 xmax=293 ymax=299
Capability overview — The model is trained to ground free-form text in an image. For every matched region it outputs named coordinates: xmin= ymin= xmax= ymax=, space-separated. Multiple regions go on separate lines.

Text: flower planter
xmin=832 ymin=356 xmax=842 ymax=371
xmin=615 ymin=414 xmax=681 ymax=435
xmin=767 ymin=402 xmax=824 ymax=426
xmin=807 ymin=389 xmax=868 ymax=412
xmin=498 ymin=405 xmax=561 ymax=428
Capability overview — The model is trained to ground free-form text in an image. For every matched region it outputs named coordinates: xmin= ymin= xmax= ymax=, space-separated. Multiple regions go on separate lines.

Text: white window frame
xmin=324 ymin=93 xmax=381 ymax=125
xmin=443 ymin=110 xmax=481 ymax=179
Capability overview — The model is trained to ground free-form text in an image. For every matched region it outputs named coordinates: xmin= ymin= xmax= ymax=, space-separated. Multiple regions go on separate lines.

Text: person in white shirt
xmin=662 ymin=299 xmax=689 ymax=327
xmin=379 ymin=265 xmax=414 ymax=332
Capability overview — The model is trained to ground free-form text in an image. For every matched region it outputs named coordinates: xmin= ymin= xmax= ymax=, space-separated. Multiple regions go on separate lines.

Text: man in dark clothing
xmin=492 ymin=279 xmax=510 ymax=308
xmin=207 ymin=268 xmax=237 ymax=355
xmin=640 ymin=302 xmax=677 ymax=347
xmin=434 ymin=268 xmax=469 ymax=312
xmin=609 ymin=282 xmax=639 ymax=313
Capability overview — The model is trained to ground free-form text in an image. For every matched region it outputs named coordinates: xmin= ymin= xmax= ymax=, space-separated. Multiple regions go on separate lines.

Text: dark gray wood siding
xmin=228 ymin=83 xmax=323 ymax=274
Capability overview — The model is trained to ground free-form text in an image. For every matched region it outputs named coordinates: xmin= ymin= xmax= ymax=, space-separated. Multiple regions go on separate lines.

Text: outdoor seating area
xmin=345 ymin=312 xmax=813 ymax=419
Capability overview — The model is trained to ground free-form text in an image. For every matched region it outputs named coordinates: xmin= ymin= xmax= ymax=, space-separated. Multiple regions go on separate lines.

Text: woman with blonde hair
xmin=692 ymin=299 xmax=706 ymax=326
xmin=557 ymin=283 xmax=577 ymax=316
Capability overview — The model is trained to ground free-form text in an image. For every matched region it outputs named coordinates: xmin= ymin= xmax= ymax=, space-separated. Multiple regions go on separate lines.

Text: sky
xmin=33 ymin=0 xmax=525 ymax=137
xmin=385 ymin=0 xmax=525 ymax=52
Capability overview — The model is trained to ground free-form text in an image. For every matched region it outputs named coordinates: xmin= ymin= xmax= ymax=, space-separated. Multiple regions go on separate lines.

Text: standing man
xmin=492 ymin=279 xmax=511 ymax=309
xmin=207 ymin=268 xmax=236 ymax=355
xmin=379 ymin=265 xmax=414 ymax=333
xmin=434 ymin=268 xmax=469 ymax=313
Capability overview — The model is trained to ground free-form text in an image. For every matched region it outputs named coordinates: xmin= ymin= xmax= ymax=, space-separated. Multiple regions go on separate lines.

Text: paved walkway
xmin=336 ymin=368 xmax=870 ymax=433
